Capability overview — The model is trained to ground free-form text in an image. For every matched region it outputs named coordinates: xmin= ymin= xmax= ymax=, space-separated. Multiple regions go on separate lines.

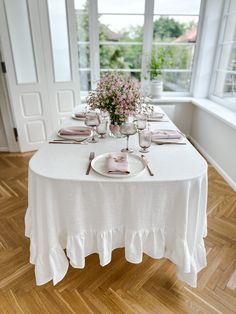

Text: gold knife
xmin=141 ymin=155 xmax=154 ymax=176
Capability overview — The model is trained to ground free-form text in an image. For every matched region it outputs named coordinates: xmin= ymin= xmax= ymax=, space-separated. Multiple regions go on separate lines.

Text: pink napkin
xmin=74 ymin=112 xmax=86 ymax=118
xmin=148 ymin=112 xmax=164 ymax=120
xmin=152 ymin=130 xmax=181 ymax=140
xmin=58 ymin=127 xmax=91 ymax=136
xmin=107 ymin=153 xmax=130 ymax=175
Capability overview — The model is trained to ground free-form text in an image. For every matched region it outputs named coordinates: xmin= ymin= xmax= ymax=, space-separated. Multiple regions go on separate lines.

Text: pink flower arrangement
xmin=87 ymin=73 xmax=144 ymax=125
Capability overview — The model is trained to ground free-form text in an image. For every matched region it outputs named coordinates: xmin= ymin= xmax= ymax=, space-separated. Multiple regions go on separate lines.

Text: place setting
xmin=49 ymin=111 xmax=109 ymax=145
xmin=49 ymin=126 xmax=92 ymax=144
xmin=71 ymin=111 xmax=87 ymax=121
xmin=89 ymin=151 xmax=148 ymax=178
xmin=85 ymin=119 xmax=155 ymax=178
xmin=151 ymin=129 xmax=186 ymax=145
xmin=147 ymin=112 xmax=169 ymax=122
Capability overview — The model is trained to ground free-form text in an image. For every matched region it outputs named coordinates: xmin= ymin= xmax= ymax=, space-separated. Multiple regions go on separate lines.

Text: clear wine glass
xmin=85 ymin=112 xmax=100 ymax=143
xmin=135 ymin=114 xmax=147 ymax=132
xmin=96 ymin=118 xmax=108 ymax=138
xmin=139 ymin=129 xmax=152 ymax=153
xmin=120 ymin=122 xmax=137 ymax=153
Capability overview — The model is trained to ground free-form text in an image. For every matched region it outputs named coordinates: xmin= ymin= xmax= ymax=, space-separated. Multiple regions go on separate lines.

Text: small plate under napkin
xmin=57 ymin=126 xmax=91 ymax=141
xmin=152 ymin=129 xmax=185 ymax=144
xmin=72 ymin=112 xmax=86 ymax=121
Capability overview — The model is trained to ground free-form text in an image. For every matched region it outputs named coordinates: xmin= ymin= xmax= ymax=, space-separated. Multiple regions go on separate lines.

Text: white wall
xmin=190 ymin=106 xmax=236 ymax=190
xmin=159 ymin=103 xmax=193 ymax=136
xmin=160 ymin=102 xmax=236 ymax=191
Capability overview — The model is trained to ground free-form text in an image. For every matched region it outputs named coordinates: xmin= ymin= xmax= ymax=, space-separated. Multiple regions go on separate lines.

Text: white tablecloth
xmin=25 ymin=108 xmax=208 ymax=287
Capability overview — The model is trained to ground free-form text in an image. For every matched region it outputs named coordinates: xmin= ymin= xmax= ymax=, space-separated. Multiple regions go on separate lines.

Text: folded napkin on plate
xmin=107 ymin=153 xmax=130 ymax=175
xmin=58 ymin=127 xmax=91 ymax=136
xmin=74 ymin=112 xmax=86 ymax=118
xmin=152 ymin=130 xmax=182 ymax=140
xmin=148 ymin=112 xmax=164 ymax=120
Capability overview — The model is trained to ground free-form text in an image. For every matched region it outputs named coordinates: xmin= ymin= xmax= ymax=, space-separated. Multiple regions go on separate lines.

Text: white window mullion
xmin=209 ymin=0 xmax=229 ymax=97
xmin=189 ymin=0 xmax=206 ymax=95
xmin=141 ymin=0 xmax=154 ymax=93
xmin=67 ymin=0 xmax=81 ymax=103
xmin=88 ymin=0 xmax=99 ymax=90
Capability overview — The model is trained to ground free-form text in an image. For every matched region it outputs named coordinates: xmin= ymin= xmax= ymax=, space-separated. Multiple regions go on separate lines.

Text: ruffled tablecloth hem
xmin=26 ymin=225 xmax=207 ymax=287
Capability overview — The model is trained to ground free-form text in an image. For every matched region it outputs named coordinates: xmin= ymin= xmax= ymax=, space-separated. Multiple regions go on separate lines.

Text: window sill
xmin=82 ymin=95 xmax=236 ymax=130
xmin=147 ymin=96 xmax=236 ymax=130
xmin=146 ymin=96 xmax=193 ymax=104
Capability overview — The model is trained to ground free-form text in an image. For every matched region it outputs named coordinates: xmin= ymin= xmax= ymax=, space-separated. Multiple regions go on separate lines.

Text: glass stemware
xmin=139 ymin=129 xmax=152 ymax=153
xmin=96 ymin=118 xmax=108 ymax=138
xmin=135 ymin=114 xmax=147 ymax=132
xmin=85 ymin=112 xmax=100 ymax=143
xmin=120 ymin=122 xmax=137 ymax=153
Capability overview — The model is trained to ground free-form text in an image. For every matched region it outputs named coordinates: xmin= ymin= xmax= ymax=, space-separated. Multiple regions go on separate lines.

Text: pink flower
xmin=86 ymin=73 xmax=144 ymax=124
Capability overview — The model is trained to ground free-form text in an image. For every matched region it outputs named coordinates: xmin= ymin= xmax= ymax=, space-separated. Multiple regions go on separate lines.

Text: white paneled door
xmin=0 ymin=0 xmax=80 ymax=152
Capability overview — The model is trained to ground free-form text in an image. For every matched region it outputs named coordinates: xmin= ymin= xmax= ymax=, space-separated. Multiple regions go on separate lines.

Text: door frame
xmin=0 ymin=40 xmax=19 ymax=152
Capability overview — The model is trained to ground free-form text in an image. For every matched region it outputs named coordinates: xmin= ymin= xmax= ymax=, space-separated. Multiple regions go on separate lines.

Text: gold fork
xmin=86 ymin=152 xmax=95 ymax=175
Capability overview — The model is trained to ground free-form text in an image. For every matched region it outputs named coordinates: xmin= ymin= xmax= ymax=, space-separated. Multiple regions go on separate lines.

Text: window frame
xmin=78 ymin=0 xmax=203 ymax=96
xmin=209 ymin=0 xmax=236 ymax=111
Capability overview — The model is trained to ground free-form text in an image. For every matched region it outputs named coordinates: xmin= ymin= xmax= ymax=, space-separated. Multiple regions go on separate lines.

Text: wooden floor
xmin=0 ymin=152 xmax=235 ymax=314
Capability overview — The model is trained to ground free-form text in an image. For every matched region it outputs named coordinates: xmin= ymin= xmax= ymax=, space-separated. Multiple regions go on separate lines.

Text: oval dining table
xmin=25 ymin=107 xmax=208 ymax=287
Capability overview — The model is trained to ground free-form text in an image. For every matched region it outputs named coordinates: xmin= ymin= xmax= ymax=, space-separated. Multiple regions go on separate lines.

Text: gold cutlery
xmin=49 ymin=141 xmax=87 ymax=145
xmin=155 ymin=142 xmax=186 ymax=145
xmin=86 ymin=152 xmax=95 ymax=175
xmin=53 ymin=138 xmax=86 ymax=143
xmin=141 ymin=155 xmax=154 ymax=176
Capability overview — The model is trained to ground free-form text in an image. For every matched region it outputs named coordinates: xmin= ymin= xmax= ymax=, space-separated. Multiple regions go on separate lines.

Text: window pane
xmin=151 ymin=45 xmax=194 ymax=70
xmin=154 ymin=0 xmax=201 ymax=15
xmin=223 ymin=13 xmax=236 ymax=42
xmin=74 ymin=0 xmax=88 ymax=11
xmin=100 ymin=71 xmax=141 ymax=81
xmin=99 ymin=15 xmax=144 ymax=41
xmin=218 ymin=44 xmax=236 ymax=72
xmin=78 ymin=44 xmax=90 ymax=68
xmin=222 ymin=74 xmax=236 ymax=96
xmin=79 ymin=70 xmax=91 ymax=91
xmin=100 ymin=44 xmax=142 ymax=69
xmin=5 ymin=0 xmax=37 ymax=84
xmin=214 ymin=73 xmax=236 ymax=101
xmin=48 ymin=0 xmax=71 ymax=82
xmin=162 ymin=72 xmax=191 ymax=92
xmin=229 ymin=46 xmax=236 ymax=71
xmin=76 ymin=14 xmax=89 ymax=42
xmin=98 ymin=0 xmax=145 ymax=14
xmin=74 ymin=1 xmax=90 ymax=91
xmin=153 ymin=16 xmax=199 ymax=42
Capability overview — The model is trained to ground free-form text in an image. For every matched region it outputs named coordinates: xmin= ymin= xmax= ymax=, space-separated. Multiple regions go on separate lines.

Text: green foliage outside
xmin=76 ymin=1 xmax=198 ymax=91
xmin=153 ymin=17 xmax=185 ymax=40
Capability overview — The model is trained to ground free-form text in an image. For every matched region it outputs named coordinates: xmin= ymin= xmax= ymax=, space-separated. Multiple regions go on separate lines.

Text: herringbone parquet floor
xmin=0 ymin=152 xmax=235 ymax=313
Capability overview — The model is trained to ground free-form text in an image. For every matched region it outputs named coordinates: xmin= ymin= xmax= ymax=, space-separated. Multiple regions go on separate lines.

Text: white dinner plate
xmin=57 ymin=126 xmax=91 ymax=141
xmin=91 ymin=153 xmax=146 ymax=178
xmin=72 ymin=113 xmax=86 ymax=121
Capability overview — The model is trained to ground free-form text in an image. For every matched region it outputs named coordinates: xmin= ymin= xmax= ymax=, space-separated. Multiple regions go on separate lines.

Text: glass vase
xmin=109 ymin=123 xmax=124 ymax=138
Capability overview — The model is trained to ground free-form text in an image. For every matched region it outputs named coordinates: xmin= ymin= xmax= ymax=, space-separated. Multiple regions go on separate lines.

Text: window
xmin=211 ymin=0 xmax=236 ymax=110
xmin=74 ymin=0 xmax=91 ymax=91
xmin=48 ymin=0 xmax=71 ymax=82
xmin=152 ymin=0 xmax=201 ymax=92
xmin=74 ymin=0 xmax=202 ymax=94
xmin=98 ymin=0 xmax=145 ymax=82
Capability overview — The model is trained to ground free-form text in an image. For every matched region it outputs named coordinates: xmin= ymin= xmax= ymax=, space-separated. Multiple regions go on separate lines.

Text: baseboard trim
xmin=189 ymin=136 xmax=236 ymax=191
xmin=0 ymin=147 xmax=9 ymax=152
